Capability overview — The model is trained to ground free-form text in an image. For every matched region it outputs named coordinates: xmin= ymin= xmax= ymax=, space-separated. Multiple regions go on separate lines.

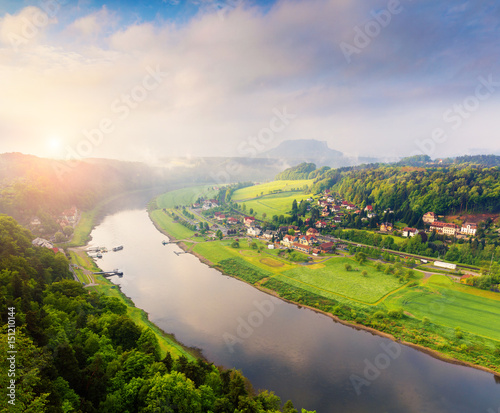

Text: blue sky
xmin=0 ymin=0 xmax=499 ymax=162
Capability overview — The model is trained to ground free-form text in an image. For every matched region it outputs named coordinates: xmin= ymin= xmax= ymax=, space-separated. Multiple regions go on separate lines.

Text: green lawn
xmin=232 ymin=180 xmax=314 ymax=201
xmin=385 ymin=276 xmax=500 ymax=340
xmin=156 ymin=185 xmax=217 ymax=209
xmin=276 ymin=257 xmax=405 ymax=304
xmin=241 ymin=193 xmax=311 ymax=218
xmin=192 ymin=240 xmax=241 ymax=263
xmin=150 ymin=209 xmax=196 ymax=240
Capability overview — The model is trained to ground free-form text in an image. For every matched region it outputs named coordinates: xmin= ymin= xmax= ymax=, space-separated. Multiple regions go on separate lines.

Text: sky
xmin=1 ymin=0 xmax=500 ymax=162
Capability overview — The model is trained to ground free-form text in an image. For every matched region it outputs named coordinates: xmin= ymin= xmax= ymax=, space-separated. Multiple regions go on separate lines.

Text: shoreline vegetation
xmin=148 ymin=187 xmax=500 ymax=379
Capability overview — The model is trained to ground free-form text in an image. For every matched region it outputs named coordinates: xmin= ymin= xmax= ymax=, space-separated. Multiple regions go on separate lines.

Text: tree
xmin=216 ymin=230 xmax=223 ymax=240
xmin=63 ymin=225 xmax=74 ymax=237
xmin=262 ymin=212 xmax=267 ymax=220
xmin=55 ymin=231 xmax=65 ymax=242
xmin=344 ymin=263 xmax=352 ymax=271
xmin=137 ymin=329 xmax=161 ymax=361
xmin=231 ymin=240 xmax=240 ymax=248
xmin=249 ymin=208 xmax=254 ymax=215
xmin=355 ymin=251 xmax=366 ymax=265
xmin=361 ymin=270 xmax=368 ymax=277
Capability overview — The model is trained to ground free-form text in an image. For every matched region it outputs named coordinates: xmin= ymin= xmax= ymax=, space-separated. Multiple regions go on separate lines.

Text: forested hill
xmin=275 ymin=162 xmax=331 ymax=180
xmin=312 ymin=165 xmax=500 ymax=218
xmin=0 ymin=153 xmax=173 ymax=225
xmin=0 ymin=214 xmax=307 ymax=412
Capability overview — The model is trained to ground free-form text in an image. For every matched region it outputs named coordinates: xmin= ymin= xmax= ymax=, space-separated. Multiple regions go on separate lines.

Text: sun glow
xmin=46 ymin=136 xmax=63 ymax=157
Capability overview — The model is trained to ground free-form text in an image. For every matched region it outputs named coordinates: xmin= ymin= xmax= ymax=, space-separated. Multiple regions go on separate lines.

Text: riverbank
xmin=68 ymin=246 xmax=198 ymax=360
xmin=64 ymin=190 xmax=201 ymax=361
xmin=150 ymin=210 xmax=500 ymax=377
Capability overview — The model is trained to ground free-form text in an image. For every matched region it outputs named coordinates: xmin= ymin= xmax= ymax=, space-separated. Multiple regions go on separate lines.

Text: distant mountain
xmin=259 ymin=139 xmax=380 ymax=167
xmin=262 ymin=139 xmax=342 ymax=159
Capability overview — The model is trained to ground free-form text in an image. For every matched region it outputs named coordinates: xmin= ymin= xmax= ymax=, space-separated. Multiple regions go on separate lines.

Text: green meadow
xmin=277 ymin=257 xmax=406 ymax=304
xmin=241 ymin=192 xmax=312 ymax=218
xmin=385 ymin=275 xmax=500 ymax=340
xmin=232 ymin=179 xmax=314 ymax=201
xmin=150 ymin=209 xmax=196 ymax=240
xmin=156 ymin=185 xmax=217 ymax=209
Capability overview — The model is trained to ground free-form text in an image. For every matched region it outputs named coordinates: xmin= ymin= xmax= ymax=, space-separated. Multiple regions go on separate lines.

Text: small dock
xmin=173 ymin=251 xmax=188 ymax=255
xmin=162 ymin=240 xmax=178 ymax=245
xmin=93 ymin=269 xmax=123 ymax=277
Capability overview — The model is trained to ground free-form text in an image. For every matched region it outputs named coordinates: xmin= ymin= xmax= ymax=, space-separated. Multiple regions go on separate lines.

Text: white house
xmin=402 ymin=227 xmax=419 ymax=237
xmin=247 ymin=226 xmax=262 ymax=237
xmin=461 ymin=222 xmax=477 ymax=236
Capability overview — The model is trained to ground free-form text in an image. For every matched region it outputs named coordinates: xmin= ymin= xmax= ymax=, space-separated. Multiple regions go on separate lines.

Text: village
xmin=182 ymin=188 xmax=487 ymax=277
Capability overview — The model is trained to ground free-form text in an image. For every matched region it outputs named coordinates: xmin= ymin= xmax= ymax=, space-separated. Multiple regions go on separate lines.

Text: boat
xmin=86 ymin=246 xmax=100 ymax=252
xmin=112 ymin=245 xmax=124 ymax=252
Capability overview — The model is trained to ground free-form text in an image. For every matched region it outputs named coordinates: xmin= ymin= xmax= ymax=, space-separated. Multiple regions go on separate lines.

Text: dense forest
xmin=329 ymin=165 xmax=500 ymax=216
xmin=0 ymin=215 xmax=309 ymax=413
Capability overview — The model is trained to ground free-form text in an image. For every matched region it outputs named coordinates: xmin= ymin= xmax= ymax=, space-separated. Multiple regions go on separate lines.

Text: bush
xmin=361 ymin=270 xmax=368 ymax=277
xmin=373 ymin=311 xmax=385 ymax=319
xmin=388 ymin=308 xmax=403 ymax=319
xmin=231 ymin=241 xmax=240 ymax=248
xmin=345 ymin=263 xmax=352 ymax=271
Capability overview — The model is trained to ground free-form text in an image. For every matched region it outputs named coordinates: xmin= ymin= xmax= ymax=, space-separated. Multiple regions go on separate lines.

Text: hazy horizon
xmin=1 ymin=1 xmax=499 ymax=163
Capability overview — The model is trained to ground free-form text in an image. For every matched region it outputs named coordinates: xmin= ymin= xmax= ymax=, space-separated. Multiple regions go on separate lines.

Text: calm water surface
xmin=89 ymin=204 xmax=500 ymax=412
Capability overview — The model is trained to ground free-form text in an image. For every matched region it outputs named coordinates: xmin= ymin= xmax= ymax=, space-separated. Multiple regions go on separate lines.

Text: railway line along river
xmin=88 ymin=195 xmax=500 ymax=412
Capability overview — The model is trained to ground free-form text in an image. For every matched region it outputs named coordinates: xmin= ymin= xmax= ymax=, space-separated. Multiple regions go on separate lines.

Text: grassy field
xmin=150 ymin=209 xmax=196 ymax=240
xmin=385 ymin=275 xmax=500 ymax=340
xmin=193 ymin=240 xmax=297 ymax=273
xmin=232 ymin=180 xmax=314 ymax=201
xmin=241 ymin=193 xmax=312 ymax=218
xmin=156 ymin=185 xmax=217 ymax=209
xmin=277 ymin=257 xmax=405 ymax=304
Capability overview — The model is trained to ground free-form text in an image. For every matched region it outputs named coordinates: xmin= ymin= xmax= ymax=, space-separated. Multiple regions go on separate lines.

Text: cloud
xmin=0 ymin=6 xmax=57 ymax=50
xmin=0 ymin=0 xmax=499 ymax=161
xmin=66 ymin=6 xmax=117 ymax=39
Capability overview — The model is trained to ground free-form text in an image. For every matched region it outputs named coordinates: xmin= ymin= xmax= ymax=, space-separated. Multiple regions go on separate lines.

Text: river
xmin=88 ymin=196 xmax=500 ymax=412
